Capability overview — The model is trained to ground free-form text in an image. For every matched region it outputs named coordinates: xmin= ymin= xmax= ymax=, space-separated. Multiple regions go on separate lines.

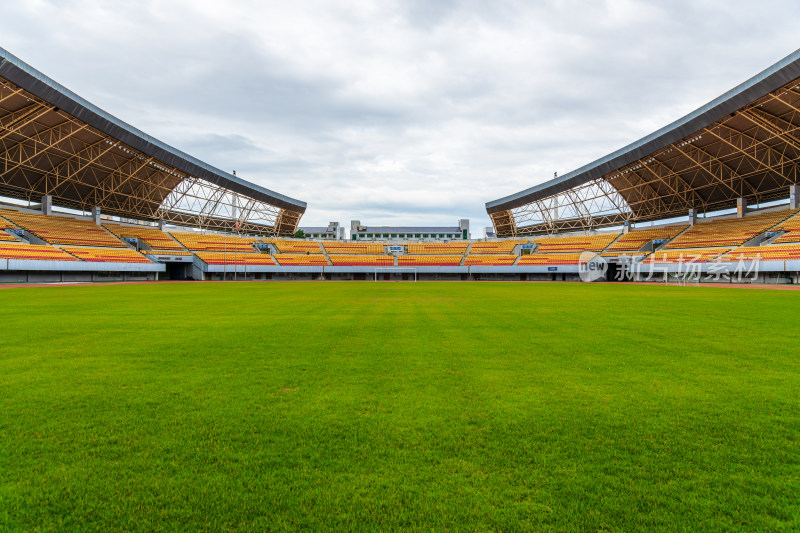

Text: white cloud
xmin=2 ymin=0 xmax=799 ymax=234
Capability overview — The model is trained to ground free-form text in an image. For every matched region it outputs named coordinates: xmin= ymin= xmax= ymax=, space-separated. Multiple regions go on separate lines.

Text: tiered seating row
xmin=405 ymin=243 xmax=468 ymax=255
xmin=323 ymin=242 xmax=385 ymax=254
xmin=0 ymin=243 xmax=78 ymax=261
xmin=274 ymin=254 xmax=329 ymax=266
xmin=469 ymin=241 xmax=524 ymax=254
xmin=518 ymin=253 xmax=582 ymax=265
xmin=772 ymin=212 xmax=800 ymax=244
xmin=718 ymin=243 xmax=800 ymax=262
xmin=103 ymin=223 xmax=184 ymax=251
xmin=328 ymin=255 xmax=393 ymax=266
xmin=195 ymin=252 xmax=275 ymax=265
xmin=146 ymin=250 xmax=193 ymax=256
xmin=605 ymin=225 xmax=688 ymax=252
xmin=0 ymin=217 xmax=21 ymax=241
xmin=0 ymin=209 xmax=125 ymax=247
xmin=601 ymin=251 xmax=649 ymax=259
xmin=666 ymin=210 xmax=795 ymax=249
xmin=61 ymin=246 xmax=152 ymax=264
xmin=533 ymin=233 xmax=619 ymax=253
xmin=399 ymin=255 xmax=462 ymax=266
xmin=170 ymin=232 xmax=258 ymax=252
xmin=263 ymin=239 xmax=322 ymax=253
xmin=463 ymin=254 xmax=517 ymax=266
xmin=646 ymin=248 xmax=731 ymax=263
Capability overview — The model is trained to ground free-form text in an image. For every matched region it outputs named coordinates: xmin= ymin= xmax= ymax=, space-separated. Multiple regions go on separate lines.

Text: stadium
xmin=3 ymin=47 xmax=800 ymax=284
xmin=2 ymin=27 xmax=800 ymax=533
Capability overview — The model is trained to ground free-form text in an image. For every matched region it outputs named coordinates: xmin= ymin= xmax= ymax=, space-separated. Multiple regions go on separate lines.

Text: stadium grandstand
xmin=486 ymin=49 xmax=800 ymax=238
xmin=0 ymin=46 xmax=305 ymax=236
xmin=3 ymin=46 xmax=800 ymax=283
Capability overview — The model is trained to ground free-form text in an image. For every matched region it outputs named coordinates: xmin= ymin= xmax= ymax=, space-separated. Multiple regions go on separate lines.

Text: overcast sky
xmin=2 ymin=1 xmax=799 ymax=235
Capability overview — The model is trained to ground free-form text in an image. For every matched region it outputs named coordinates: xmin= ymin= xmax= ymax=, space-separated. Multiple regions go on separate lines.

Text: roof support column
xmin=40 ymin=195 xmax=52 ymax=216
xmin=623 ymin=220 xmax=630 ymax=234
xmin=737 ymin=198 xmax=748 ymax=218
xmin=791 ymin=185 xmax=799 ymax=210
xmin=92 ymin=206 xmax=101 ymax=225
xmin=688 ymin=208 xmax=697 ymax=226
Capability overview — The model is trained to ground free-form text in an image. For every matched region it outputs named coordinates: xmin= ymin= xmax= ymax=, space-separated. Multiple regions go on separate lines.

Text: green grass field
xmin=1 ymin=282 xmax=799 ymax=531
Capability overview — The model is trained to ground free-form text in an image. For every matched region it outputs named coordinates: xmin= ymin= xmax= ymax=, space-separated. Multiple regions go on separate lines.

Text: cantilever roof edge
xmin=486 ymin=48 xmax=800 ymax=214
xmin=0 ymin=47 xmax=306 ymax=213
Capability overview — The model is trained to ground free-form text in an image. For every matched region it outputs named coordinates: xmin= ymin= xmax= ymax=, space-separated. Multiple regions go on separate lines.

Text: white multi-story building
xmin=299 ymin=222 xmax=345 ymax=240
xmin=350 ymin=219 xmax=470 ymax=241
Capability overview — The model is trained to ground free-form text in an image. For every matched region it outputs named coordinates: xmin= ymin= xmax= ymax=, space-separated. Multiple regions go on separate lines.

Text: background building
xmin=299 ymin=222 xmax=345 ymax=240
xmin=350 ymin=219 xmax=470 ymax=241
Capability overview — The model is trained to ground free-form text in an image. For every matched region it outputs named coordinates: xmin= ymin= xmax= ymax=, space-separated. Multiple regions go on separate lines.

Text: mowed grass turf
xmin=1 ymin=282 xmax=799 ymax=531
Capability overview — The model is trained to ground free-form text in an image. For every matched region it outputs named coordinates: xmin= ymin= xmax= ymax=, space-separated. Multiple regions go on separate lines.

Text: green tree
xmin=294 ymin=229 xmax=306 ymax=239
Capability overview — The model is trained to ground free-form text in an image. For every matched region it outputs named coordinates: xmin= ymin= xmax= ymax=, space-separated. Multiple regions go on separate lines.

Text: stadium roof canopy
xmin=0 ymin=47 xmax=306 ymax=235
xmin=486 ymin=49 xmax=800 ymax=236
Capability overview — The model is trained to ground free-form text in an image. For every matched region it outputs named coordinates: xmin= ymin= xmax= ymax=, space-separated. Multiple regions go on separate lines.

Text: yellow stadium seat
xmin=103 ymin=222 xmax=185 ymax=251
xmin=323 ymin=242 xmax=386 ymax=254
xmin=646 ymin=248 xmax=731 ymax=263
xmin=263 ymin=239 xmax=322 ymax=253
xmin=605 ymin=225 xmax=687 ymax=253
xmin=665 ymin=209 xmax=796 ymax=249
xmin=399 ymin=255 xmax=462 ymax=266
xmin=517 ymin=253 xmax=582 ymax=265
xmin=405 ymin=243 xmax=468 ymax=255
xmin=463 ymin=254 xmax=517 ymax=266
xmin=195 ymin=252 xmax=275 ymax=265
xmin=274 ymin=254 xmax=329 ymax=266
xmin=0 ymin=243 xmax=79 ymax=261
xmin=61 ymin=246 xmax=152 ymax=264
xmin=532 ymin=233 xmax=619 ymax=253
xmin=328 ymin=254 xmax=393 ymax=266
xmin=170 ymin=232 xmax=259 ymax=252
xmin=0 ymin=209 xmax=126 ymax=247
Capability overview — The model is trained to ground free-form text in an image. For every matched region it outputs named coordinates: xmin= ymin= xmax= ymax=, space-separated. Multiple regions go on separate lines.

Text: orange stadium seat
xmin=144 ymin=250 xmax=193 ymax=256
xmin=406 ymin=243 xmax=468 ymax=255
xmin=646 ymin=248 xmax=731 ymax=263
xmin=605 ymin=225 xmax=688 ymax=253
xmin=0 ymin=216 xmax=22 ymax=241
xmin=61 ymin=246 xmax=152 ymax=264
xmin=170 ymin=232 xmax=258 ymax=252
xmin=600 ymin=250 xmax=650 ymax=260
xmin=717 ymin=243 xmax=800 ymax=262
xmin=323 ymin=242 xmax=386 ymax=254
xmin=399 ymin=255 xmax=462 ymax=266
xmin=463 ymin=254 xmax=517 ymax=266
xmin=274 ymin=254 xmax=329 ymax=266
xmin=103 ymin=222 xmax=185 ymax=251
xmin=517 ymin=253 xmax=583 ymax=265
xmin=770 ymin=212 xmax=800 ymax=244
xmin=264 ymin=239 xmax=322 ymax=253
xmin=532 ymin=233 xmax=619 ymax=253
xmin=195 ymin=252 xmax=275 ymax=265
xmin=0 ymin=243 xmax=79 ymax=261
xmin=0 ymin=209 xmax=126 ymax=247
xmin=328 ymin=254 xmax=393 ymax=266
xmin=665 ymin=209 xmax=796 ymax=249
xmin=469 ymin=240 xmax=525 ymax=254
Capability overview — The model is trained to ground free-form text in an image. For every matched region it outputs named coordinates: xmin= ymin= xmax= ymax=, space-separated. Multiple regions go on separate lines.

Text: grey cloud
xmin=2 ymin=0 xmax=799 ymax=234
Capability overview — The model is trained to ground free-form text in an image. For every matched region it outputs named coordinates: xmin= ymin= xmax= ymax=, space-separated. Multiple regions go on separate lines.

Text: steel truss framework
xmin=490 ymin=76 xmax=800 ymax=236
xmin=0 ymin=77 xmax=303 ymax=235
